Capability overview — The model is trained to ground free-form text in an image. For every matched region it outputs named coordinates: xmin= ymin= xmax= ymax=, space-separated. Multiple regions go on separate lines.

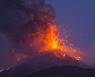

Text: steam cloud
xmin=0 ymin=0 xmax=56 ymax=68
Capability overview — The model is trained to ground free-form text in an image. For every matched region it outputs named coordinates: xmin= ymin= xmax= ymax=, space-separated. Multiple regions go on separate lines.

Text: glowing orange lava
xmin=44 ymin=23 xmax=59 ymax=50
xmin=28 ymin=23 xmax=81 ymax=61
xmin=40 ymin=23 xmax=81 ymax=61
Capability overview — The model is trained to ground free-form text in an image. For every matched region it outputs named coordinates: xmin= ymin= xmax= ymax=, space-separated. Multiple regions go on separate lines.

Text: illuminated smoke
xmin=0 ymin=0 xmax=55 ymax=43
xmin=0 ymin=0 xmax=81 ymax=69
xmin=0 ymin=0 xmax=55 ymax=48
xmin=0 ymin=0 xmax=56 ymax=68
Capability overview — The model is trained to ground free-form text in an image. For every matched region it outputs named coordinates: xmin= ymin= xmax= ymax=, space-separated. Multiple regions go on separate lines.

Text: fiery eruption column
xmin=28 ymin=22 xmax=81 ymax=61
xmin=0 ymin=0 xmax=81 ymax=70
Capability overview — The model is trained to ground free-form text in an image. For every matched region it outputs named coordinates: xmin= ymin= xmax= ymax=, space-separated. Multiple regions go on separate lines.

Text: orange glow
xmin=42 ymin=23 xmax=81 ymax=61
xmin=44 ymin=24 xmax=59 ymax=50
xmin=28 ymin=23 xmax=81 ymax=61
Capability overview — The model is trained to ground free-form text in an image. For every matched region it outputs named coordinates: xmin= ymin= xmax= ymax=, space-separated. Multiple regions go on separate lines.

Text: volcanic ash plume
xmin=0 ymin=0 xmax=81 ymax=69
xmin=0 ymin=0 xmax=55 ymax=57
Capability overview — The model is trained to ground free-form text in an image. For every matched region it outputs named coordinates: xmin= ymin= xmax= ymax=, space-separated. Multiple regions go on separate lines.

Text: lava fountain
xmin=0 ymin=0 xmax=83 ymax=72
xmin=28 ymin=22 xmax=81 ymax=61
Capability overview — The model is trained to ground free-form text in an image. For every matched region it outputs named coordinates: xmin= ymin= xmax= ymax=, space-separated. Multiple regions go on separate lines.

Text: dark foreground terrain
xmin=21 ymin=66 xmax=95 ymax=77
xmin=1 ymin=66 xmax=95 ymax=77
xmin=0 ymin=51 xmax=94 ymax=77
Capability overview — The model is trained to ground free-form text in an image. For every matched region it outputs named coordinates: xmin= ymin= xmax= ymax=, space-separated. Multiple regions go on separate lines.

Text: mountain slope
xmin=22 ymin=66 xmax=95 ymax=77
xmin=0 ymin=50 xmax=87 ymax=77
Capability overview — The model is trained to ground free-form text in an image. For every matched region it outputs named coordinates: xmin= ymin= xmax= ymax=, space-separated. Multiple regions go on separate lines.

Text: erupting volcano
xmin=0 ymin=0 xmax=81 ymax=63
xmin=28 ymin=22 xmax=81 ymax=61
xmin=0 ymin=0 xmax=85 ymax=77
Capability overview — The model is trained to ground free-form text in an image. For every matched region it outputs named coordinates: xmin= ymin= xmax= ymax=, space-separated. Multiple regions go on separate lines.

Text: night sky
xmin=0 ymin=0 xmax=95 ymax=69
xmin=46 ymin=0 xmax=95 ymax=64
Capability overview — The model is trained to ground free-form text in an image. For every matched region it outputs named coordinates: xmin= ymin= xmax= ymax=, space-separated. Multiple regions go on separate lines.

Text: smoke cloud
xmin=0 ymin=0 xmax=55 ymax=42
xmin=0 ymin=0 xmax=56 ymax=68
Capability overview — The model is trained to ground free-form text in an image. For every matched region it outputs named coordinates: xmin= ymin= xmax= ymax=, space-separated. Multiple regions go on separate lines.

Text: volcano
xmin=0 ymin=50 xmax=86 ymax=77
xmin=0 ymin=0 xmax=90 ymax=77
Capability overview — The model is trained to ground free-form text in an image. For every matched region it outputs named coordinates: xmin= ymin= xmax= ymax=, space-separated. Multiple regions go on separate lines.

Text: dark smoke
xmin=0 ymin=0 xmax=55 ymax=43
xmin=0 ymin=0 xmax=56 ymax=68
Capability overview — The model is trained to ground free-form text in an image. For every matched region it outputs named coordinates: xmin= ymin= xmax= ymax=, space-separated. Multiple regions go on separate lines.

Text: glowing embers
xmin=15 ymin=53 xmax=29 ymax=61
xmin=54 ymin=51 xmax=66 ymax=58
xmin=0 ymin=69 xmax=4 ymax=72
xmin=48 ymin=24 xmax=81 ymax=61
xmin=41 ymin=23 xmax=81 ymax=61
xmin=28 ymin=23 xmax=81 ymax=61
xmin=0 ymin=67 xmax=12 ymax=73
xmin=76 ymin=56 xmax=81 ymax=61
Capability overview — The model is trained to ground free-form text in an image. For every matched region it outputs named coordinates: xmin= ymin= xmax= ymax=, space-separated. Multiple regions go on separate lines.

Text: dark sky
xmin=46 ymin=0 xmax=95 ymax=64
